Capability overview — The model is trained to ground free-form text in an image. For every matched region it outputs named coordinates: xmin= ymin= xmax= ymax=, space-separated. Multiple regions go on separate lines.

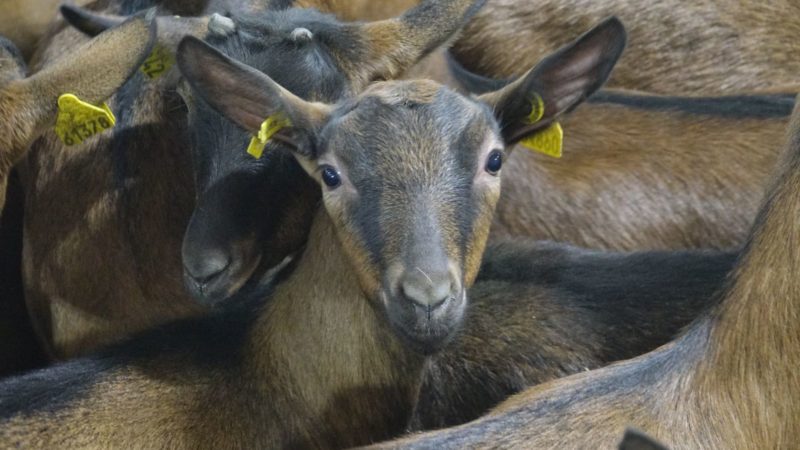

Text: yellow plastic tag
xmin=519 ymin=92 xmax=562 ymax=158
xmin=139 ymin=44 xmax=174 ymax=79
xmin=55 ymin=94 xmax=116 ymax=146
xmin=520 ymin=122 xmax=563 ymax=158
xmin=527 ymin=92 xmax=545 ymax=124
xmin=247 ymin=114 xmax=292 ymax=159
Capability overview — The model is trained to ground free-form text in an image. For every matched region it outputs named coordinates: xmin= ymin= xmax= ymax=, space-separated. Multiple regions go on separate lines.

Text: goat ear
xmin=19 ymin=14 xmax=155 ymax=122
xmin=61 ymin=5 xmax=228 ymax=53
xmin=478 ymin=17 xmax=626 ymax=144
xmin=177 ymin=37 xmax=332 ymax=156
xmin=353 ymin=0 xmax=486 ymax=85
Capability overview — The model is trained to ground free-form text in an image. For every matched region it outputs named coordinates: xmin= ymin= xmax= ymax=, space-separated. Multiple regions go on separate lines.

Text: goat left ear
xmin=176 ymin=36 xmax=332 ymax=157
xmin=478 ymin=17 xmax=626 ymax=144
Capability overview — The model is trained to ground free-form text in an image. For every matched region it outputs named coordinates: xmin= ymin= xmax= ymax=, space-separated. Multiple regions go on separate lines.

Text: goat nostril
xmin=400 ymin=275 xmax=452 ymax=311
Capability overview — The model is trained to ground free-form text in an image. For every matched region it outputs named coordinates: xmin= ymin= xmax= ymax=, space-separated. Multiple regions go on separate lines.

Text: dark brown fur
xmin=0 ymin=72 xmax=502 ymax=448
xmin=364 ymin=96 xmax=800 ymax=450
xmin=410 ymin=241 xmax=732 ymax=429
xmin=451 ymin=0 xmax=800 ymax=94
xmin=20 ymin=0 xmax=483 ymax=359
xmin=0 ymin=23 xmax=630 ymax=445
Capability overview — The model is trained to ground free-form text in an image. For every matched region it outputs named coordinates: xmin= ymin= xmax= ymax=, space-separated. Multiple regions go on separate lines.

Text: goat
xmin=363 ymin=100 xmax=800 ymax=450
xmin=0 ymin=14 xmax=154 ymax=376
xmin=450 ymin=0 xmax=800 ymax=94
xmin=1 ymin=19 xmax=729 ymax=446
xmin=0 ymin=16 xmax=640 ymax=447
xmin=21 ymin=0 xmax=484 ymax=359
xmin=444 ymin=54 xmax=794 ymax=250
xmin=178 ymin=15 xmax=734 ymax=431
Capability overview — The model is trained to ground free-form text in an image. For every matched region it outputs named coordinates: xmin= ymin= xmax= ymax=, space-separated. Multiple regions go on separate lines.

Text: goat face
xmin=309 ymin=82 xmax=503 ymax=354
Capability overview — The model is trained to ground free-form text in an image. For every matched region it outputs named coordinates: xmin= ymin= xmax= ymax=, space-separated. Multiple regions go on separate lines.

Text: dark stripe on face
xmin=589 ymin=91 xmax=796 ymax=119
xmin=450 ymin=122 xmax=481 ymax=272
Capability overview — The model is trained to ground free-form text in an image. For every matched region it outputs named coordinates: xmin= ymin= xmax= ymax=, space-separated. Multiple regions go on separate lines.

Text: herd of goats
xmin=0 ymin=0 xmax=798 ymax=448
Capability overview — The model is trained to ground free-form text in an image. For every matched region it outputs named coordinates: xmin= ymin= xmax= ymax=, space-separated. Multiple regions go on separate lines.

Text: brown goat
xmin=20 ymin=0 xmax=483 ymax=359
xmin=0 ymin=19 xmax=622 ymax=444
xmin=451 ymin=0 xmax=800 ymax=94
xmin=0 ymin=15 xmax=154 ymax=376
xmin=364 ymin=97 xmax=800 ymax=450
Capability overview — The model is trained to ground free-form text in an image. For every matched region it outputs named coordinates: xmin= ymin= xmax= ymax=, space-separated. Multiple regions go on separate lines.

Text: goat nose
xmin=401 ymin=269 xmax=452 ymax=310
xmin=184 ymin=250 xmax=231 ymax=285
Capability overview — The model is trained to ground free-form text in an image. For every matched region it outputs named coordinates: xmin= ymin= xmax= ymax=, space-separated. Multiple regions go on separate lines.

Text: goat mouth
xmin=183 ymin=251 xmax=263 ymax=306
xmin=384 ymin=290 xmax=466 ymax=355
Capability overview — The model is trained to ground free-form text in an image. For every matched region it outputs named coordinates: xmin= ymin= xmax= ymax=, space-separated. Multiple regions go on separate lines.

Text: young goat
xmin=180 ymin=16 xmax=733 ymax=431
xmin=450 ymin=0 xmax=800 ymax=94
xmin=22 ymin=0 xmax=483 ymax=359
xmin=0 ymin=20 xmax=729 ymax=445
xmin=445 ymin=54 xmax=793 ymax=250
xmin=364 ymin=101 xmax=800 ymax=450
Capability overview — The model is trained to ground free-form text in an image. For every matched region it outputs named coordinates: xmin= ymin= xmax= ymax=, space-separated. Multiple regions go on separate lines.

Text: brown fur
xmin=0 ymin=213 xmax=425 ymax=449
xmin=452 ymin=0 xmax=800 ymax=94
xmin=21 ymin=0 xmax=482 ymax=359
xmin=0 ymin=75 xmax=503 ymax=448
xmin=295 ymin=0 xmax=419 ymax=21
xmin=493 ymin=93 xmax=790 ymax=250
xmin=411 ymin=37 xmax=793 ymax=252
xmin=363 ymin=97 xmax=800 ymax=450
xmin=0 ymin=0 xmax=93 ymax=60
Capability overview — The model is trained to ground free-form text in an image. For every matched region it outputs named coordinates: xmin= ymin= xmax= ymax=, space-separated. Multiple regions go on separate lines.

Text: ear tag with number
xmin=519 ymin=92 xmax=563 ymax=158
xmin=247 ymin=114 xmax=292 ymax=159
xmin=139 ymin=43 xmax=174 ymax=79
xmin=55 ymin=94 xmax=116 ymax=146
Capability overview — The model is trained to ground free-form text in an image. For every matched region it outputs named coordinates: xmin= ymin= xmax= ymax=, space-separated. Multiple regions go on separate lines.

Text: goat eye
xmin=321 ymin=166 xmax=341 ymax=188
xmin=485 ymin=150 xmax=503 ymax=175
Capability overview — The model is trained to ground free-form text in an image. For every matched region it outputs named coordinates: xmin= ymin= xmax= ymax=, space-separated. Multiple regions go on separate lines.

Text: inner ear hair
xmin=478 ymin=16 xmax=626 ymax=144
xmin=176 ymin=36 xmax=331 ymax=149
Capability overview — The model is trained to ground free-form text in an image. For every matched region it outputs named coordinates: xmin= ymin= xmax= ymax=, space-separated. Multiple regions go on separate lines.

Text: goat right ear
xmin=176 ymin=37 xmax=332 ymax=157
xmin=478 ymin=17 xmax=626 ymax=145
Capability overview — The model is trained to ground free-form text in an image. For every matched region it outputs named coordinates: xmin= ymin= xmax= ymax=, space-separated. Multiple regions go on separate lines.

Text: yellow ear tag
xmin=246 ymin=114 xmax=292 ymax=159
xmin=55 ymin=94 xmax=116 ymax=146
xmin=519 ymin=122 xmax=563 ymax=158
xmin=519 ymin=92 xmax=563 ymax=158
xmin=139 ymin=43 xmax=174 ymax=80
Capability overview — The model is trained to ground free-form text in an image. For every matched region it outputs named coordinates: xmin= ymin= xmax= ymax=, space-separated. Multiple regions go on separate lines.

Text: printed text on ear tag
xmin=247 ymin=114 xmax=292 ymax=159
xmin=55 ymin=94 xmax=116 ymax=146
xmin=520 ymin=122 xmax=563 ymax=158
xmin=139 ymin=44 xmax=174 ymax=79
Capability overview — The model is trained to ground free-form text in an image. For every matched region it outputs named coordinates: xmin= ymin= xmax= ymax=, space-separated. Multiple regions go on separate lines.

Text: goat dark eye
xmin=321 ymin=166 xmax=341 ymax=188
xmin=485 ymin=150 xmax=503 ymax=174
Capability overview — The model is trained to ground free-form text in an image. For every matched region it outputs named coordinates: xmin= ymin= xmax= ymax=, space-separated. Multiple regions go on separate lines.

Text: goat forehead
xmin=325 ymin=83 xmax=494 ymax=180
